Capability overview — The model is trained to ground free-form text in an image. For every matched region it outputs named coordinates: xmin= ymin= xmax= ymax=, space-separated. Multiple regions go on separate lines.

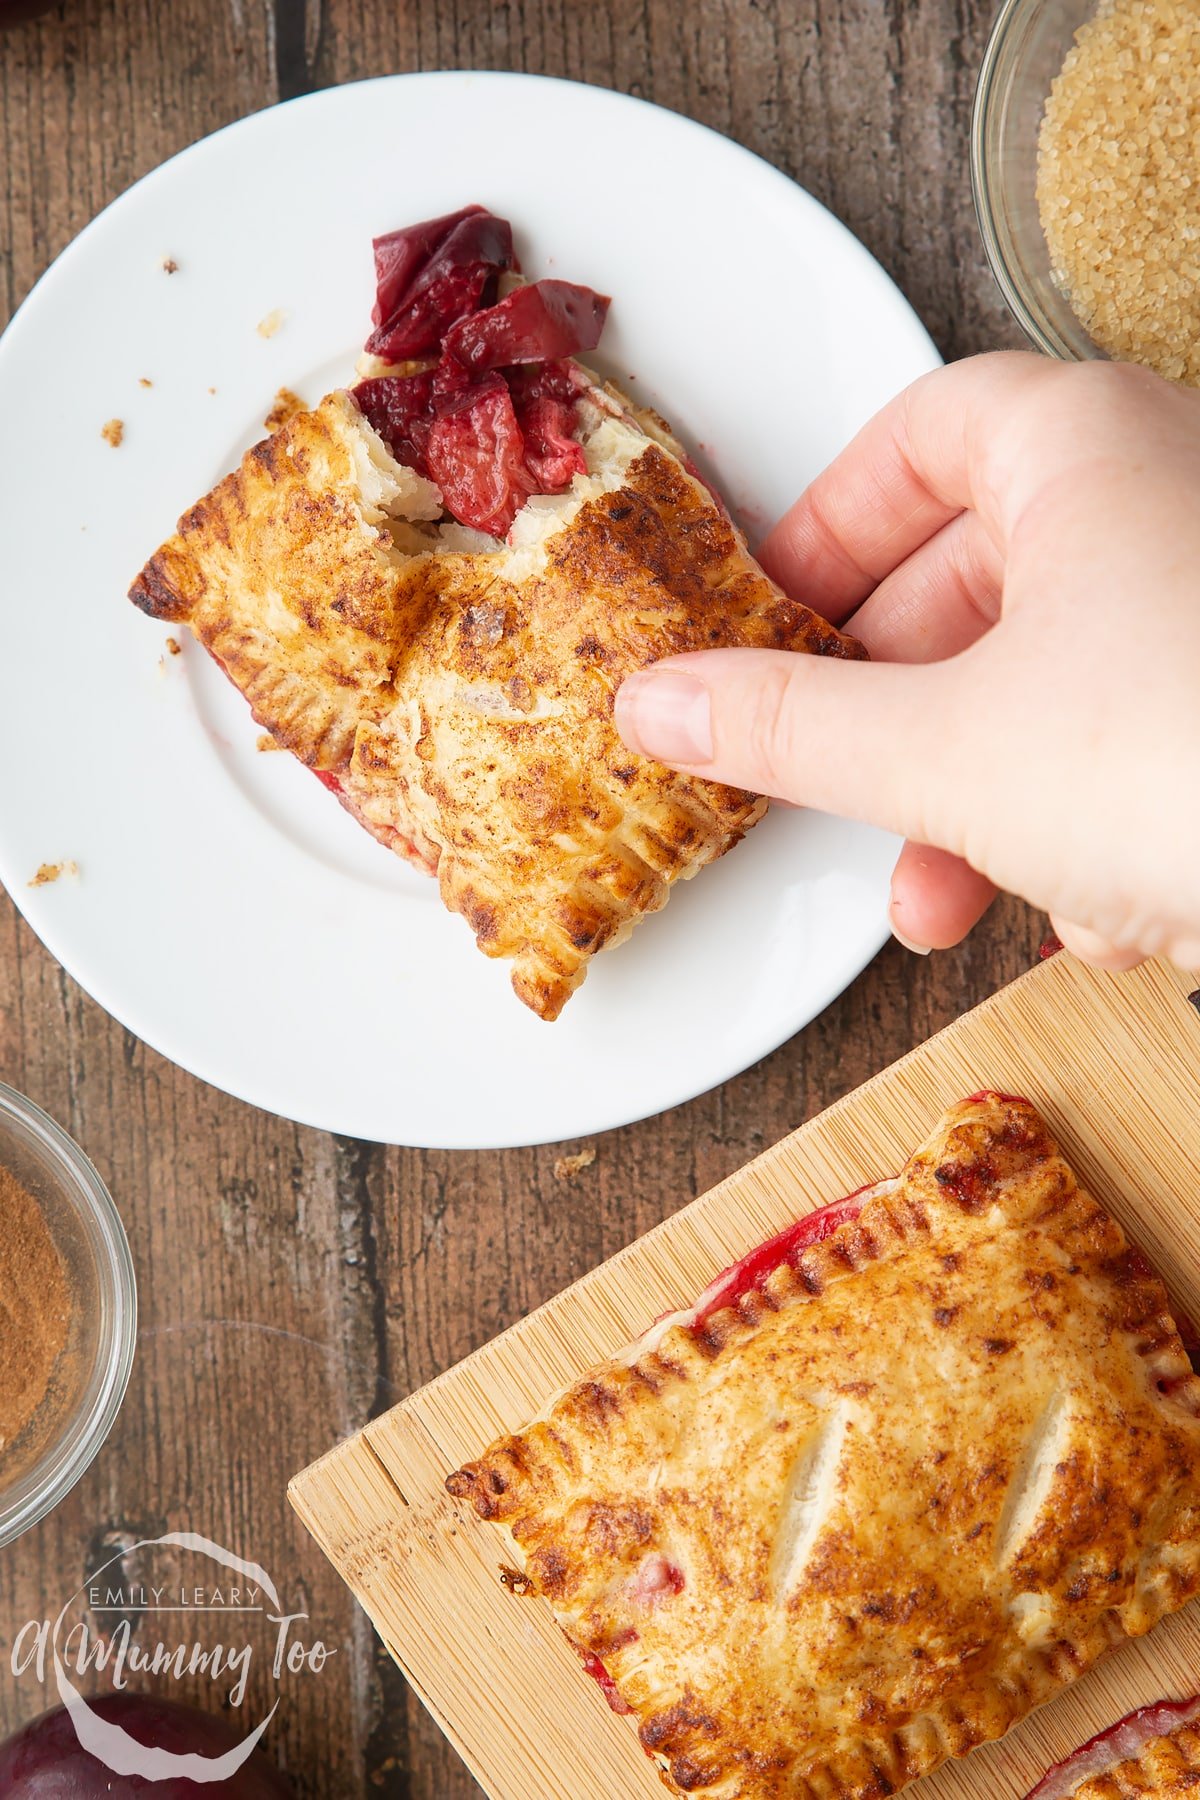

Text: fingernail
xmin=890 ymin=925 xmax=932 ymax=956
xmin=615 ymin=670 xmax=713 ymax=764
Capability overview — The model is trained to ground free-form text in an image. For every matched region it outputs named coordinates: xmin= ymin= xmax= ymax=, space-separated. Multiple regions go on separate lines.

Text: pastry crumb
xmin=207 ymin=386 xmax=217 ymax=396
xmin=138 ymin=376 xmax=153 ymax=388
xmin=165 ymin=636 xmax=181 ymax=656
xmin=101 ymin=418 xmax=124 ymax=448
xmin=498 ymin=1564 xmax=533 ymax=1596
xmin=264 ymin=386 xmax=305 ymax=431
xmin=553 ymin=1147 xmax=597 ymax=1182
xmin=160 ymin=256 xmax=179 ymax=275
xmin=256 ymin=308 xmax=286 ymax=339
xmin=29 ymin=861 xmax=78 ymax=888
xmin=256 ymin=733 xmax=283 ymax=752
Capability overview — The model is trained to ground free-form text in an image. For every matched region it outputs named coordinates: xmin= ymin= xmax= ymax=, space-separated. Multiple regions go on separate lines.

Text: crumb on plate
xmin=264 ymin=386 xmax=305 ymax=431
xmin=160 ymin=256 xmax=179 ymax=274
xmin=355 ymin=350 xmax=434 ymax=381
xmin=101 ymin=418 xmax=124 ymax=448
xmin=29 ymin=861 xmax=78 ymax=888
xmin=553 ymin=1146 xmax=597 ymax=1182
xmin=256 ymin=308 xmax=286 ymax=340
xmin=138 ymin=376 xmax=153 ymax=388
xmin=165 ymin=636 xmax=181 ymax=656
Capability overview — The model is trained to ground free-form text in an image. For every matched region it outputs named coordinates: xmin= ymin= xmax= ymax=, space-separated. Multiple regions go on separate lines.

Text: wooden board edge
xmin=287 ymin=1417 xmax=660 ymax=1799
xmin=354 ymin=960 xmax=1053 ymax=1419
xmin=294 ymin=955 xmax=1200 ymax=1495
xmin=288 ymin=953 xmax=1200 ymax=1800
xmin=287 ymin=1436 xmax=488 ymax=1784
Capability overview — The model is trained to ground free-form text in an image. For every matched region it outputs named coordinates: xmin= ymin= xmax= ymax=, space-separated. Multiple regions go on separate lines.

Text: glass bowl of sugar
xmin=973 ymin=0 xmax=1200 ymax=383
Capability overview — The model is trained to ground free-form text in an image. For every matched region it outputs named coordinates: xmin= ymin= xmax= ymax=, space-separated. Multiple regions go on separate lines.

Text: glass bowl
xmin=0 ymin=1085 xmax=136 ymax=1546
xmin=972 ymin=0 xmax=1104 ymax=361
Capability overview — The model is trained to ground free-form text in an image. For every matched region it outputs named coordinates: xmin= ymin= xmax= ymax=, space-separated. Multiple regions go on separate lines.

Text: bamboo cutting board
xmin=291 ymin=954 xmax=1200 ymax=1800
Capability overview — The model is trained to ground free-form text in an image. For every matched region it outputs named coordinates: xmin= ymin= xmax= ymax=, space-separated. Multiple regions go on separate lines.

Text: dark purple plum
xmin=0 ymin=4 xmax=61 ymax=25
xmin=0 ymin=1695 xmax=293 ymax=1797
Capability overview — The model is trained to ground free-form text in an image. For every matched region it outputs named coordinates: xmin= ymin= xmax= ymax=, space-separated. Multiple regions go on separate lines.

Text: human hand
xmin=614 ymin=352 xmax=1200 ymax=969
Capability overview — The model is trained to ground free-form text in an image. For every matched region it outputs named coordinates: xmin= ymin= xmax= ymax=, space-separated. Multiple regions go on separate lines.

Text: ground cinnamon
xmin=0 ymin=1166 xmax=71 ymax=1454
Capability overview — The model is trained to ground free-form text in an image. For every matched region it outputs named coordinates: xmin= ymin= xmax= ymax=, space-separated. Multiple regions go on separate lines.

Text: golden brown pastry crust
xmin=130 ymin=392 xmax=427 ymax=772
xmin=129 ymin=387 xmax=862 ymax=1018
xmin=446 ymin=1095 xmax=1200 ymax=1798
xmin=1064 ymin=1719 xmax=1200 ymax=1799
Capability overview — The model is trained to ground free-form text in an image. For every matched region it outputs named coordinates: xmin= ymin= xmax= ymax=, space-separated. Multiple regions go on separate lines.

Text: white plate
xmin=0 ymin=73 xmax=938 ymax=1149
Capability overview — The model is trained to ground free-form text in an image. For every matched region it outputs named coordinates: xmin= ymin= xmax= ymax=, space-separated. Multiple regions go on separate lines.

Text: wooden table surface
xmin=0 ymin=3 xmax=1033 ymax=1795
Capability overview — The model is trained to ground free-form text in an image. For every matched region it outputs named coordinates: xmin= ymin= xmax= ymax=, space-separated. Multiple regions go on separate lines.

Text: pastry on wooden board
xmin=447 ymin=1092 xmax=1200 ymax=1799
xmin=1028 ymin=1696 xmax=1200 ymax=1799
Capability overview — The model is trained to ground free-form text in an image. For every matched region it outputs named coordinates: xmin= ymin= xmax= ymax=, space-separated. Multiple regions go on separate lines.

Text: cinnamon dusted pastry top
xmin=447 ymin=1093 xmax=1200 ymax=1797
xmin=129 ymin=383 xmax=861 ymax=1018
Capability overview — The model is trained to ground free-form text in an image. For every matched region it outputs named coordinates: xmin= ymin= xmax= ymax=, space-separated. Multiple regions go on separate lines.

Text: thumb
xmin=614 ymin=648 xmax=964 ymax=845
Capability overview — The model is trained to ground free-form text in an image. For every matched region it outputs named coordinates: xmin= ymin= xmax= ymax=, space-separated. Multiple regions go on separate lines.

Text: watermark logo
xmin=11 ymin=1531 xmax=334 ymax=1782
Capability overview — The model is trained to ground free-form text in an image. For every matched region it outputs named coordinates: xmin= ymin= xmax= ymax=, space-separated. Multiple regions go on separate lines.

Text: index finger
xmin=758 ymin=350 xmax=1057 ymax=624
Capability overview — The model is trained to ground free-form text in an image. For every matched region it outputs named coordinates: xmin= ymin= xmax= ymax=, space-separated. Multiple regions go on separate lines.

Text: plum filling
xmin=628 ymin=1553 xmax=685 ymax=1604
xmin=354 ymin=369 xmax=435 ymax=474
xmin=689 ymin=1185 xmax=883 ymax=1328
xmin=443 ymin=279 xmax=609 ymax=373
xmin=1027 ymin=1696 xmax=1200 ymax=1799
xmin=310 ymin=766 xmax=437 ymax=875
xmin=577 ymin=1649 xmax=634 ymax=1716
xmin=365 ymin=205 xmax=515 ymax=362
xmin=354 ymin=207 xmax=609 ymax=537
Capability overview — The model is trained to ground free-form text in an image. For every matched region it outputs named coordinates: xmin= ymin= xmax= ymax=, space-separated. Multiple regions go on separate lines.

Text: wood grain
xmin=292 ymin=956 xmax=1200 ymax=1800
xmin=0 ymin=2 xmax=1034 ymax=1796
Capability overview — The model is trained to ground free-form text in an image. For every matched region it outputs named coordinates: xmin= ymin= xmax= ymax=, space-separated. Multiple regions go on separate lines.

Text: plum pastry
xmin=447 ymin=1092 xmax=1200 ymax=1798
xmin=1027 ymin=1696 xmax=1200 ymax=1799
xmin=129 ymin=206 xmax=861 ymax=1019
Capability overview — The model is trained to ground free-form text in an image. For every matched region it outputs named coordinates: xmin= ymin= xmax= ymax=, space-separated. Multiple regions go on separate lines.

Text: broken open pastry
xmin=129 ymin=206 xmax=862 ymax=1019
xmin=447 ymin=1093 xmax=1200 ymax=1797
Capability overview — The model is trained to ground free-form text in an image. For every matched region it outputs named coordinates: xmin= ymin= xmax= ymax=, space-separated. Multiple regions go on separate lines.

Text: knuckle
xmin=743 ymin=660 xmax=809 ymax=799
xmin=1063 ymin=355 xmax=1164 ymax=418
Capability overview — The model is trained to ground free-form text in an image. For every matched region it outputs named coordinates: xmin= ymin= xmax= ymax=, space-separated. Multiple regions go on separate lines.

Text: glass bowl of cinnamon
xmin=0 ymin=1084 xmax=136 ymax=1547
